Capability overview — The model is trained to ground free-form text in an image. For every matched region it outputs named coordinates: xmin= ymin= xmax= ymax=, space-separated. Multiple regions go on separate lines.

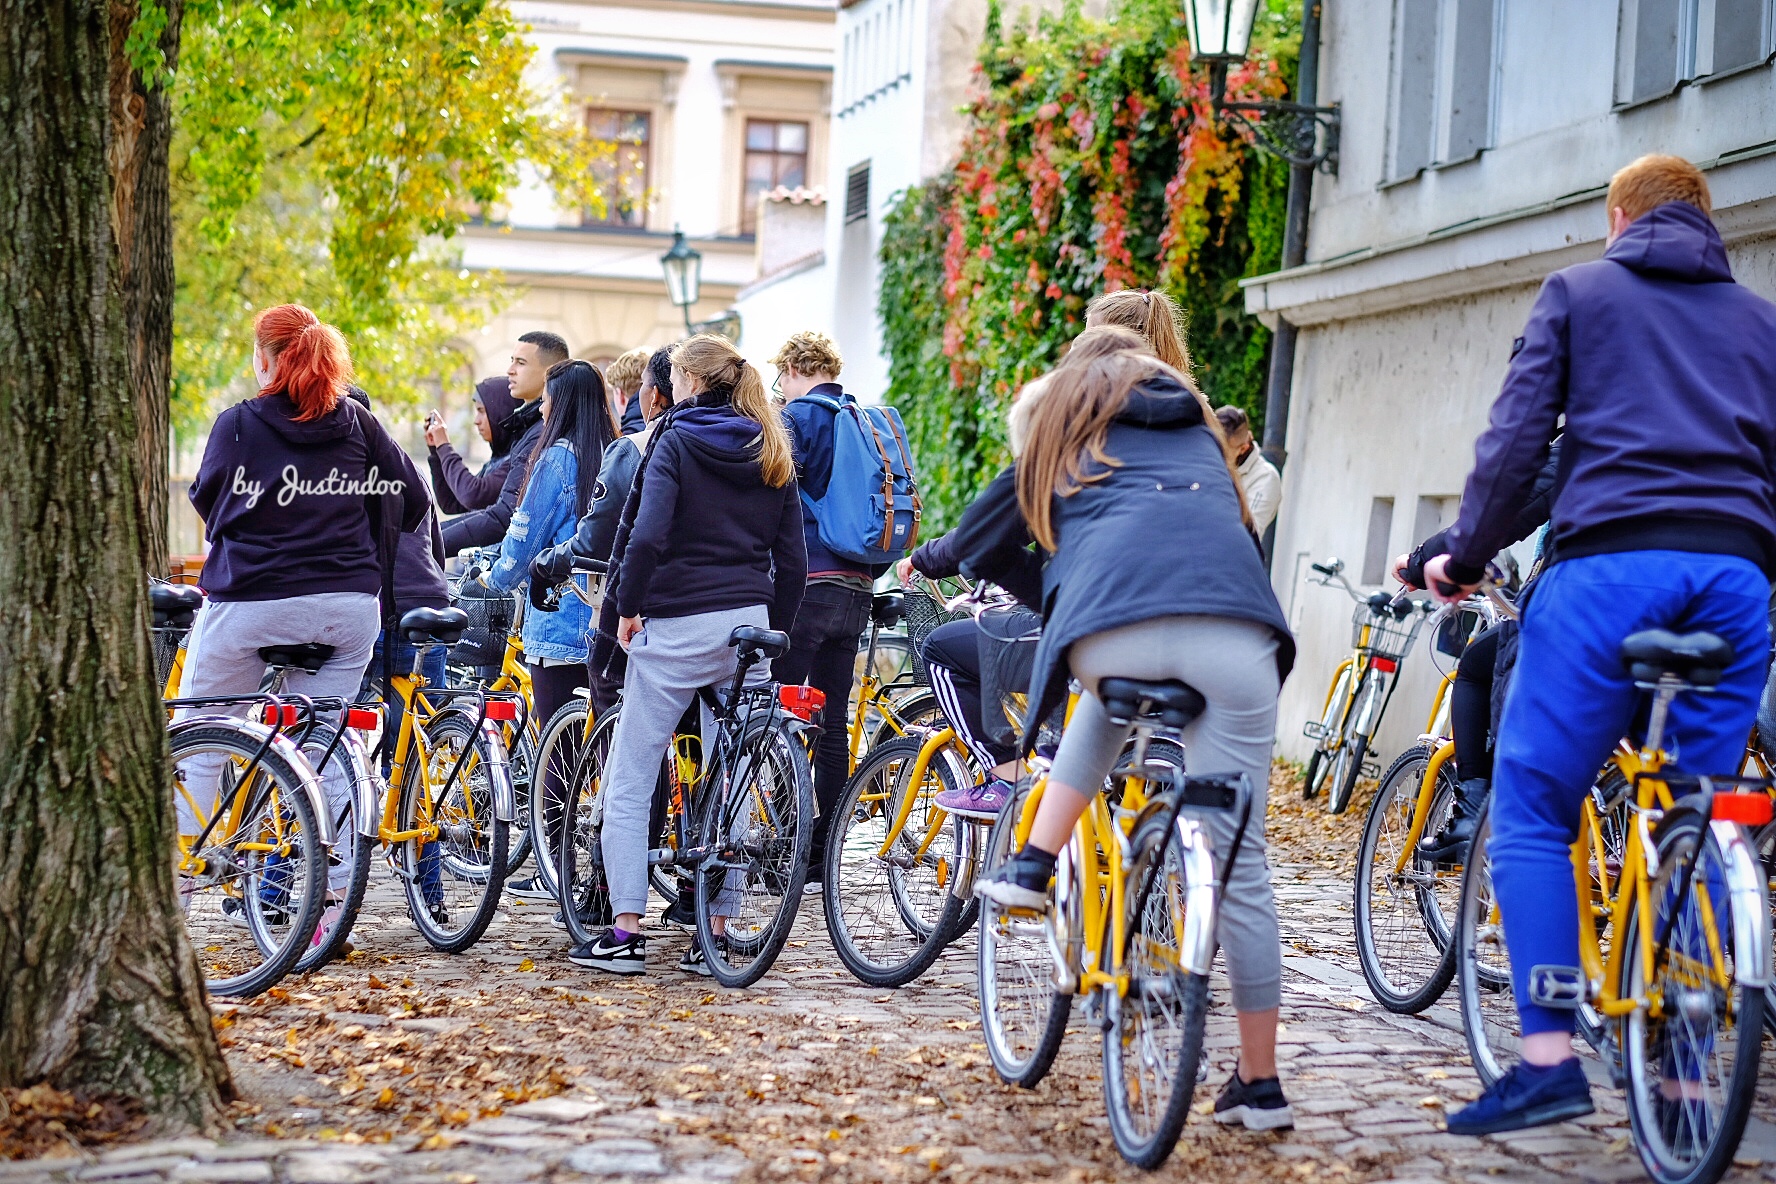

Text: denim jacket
xmin=488 ymin=441 xmax=592 ymax=661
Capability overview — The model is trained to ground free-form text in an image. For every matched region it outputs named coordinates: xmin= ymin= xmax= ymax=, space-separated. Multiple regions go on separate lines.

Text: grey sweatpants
xmin=601 ymin=606 xmax=770 ymax=919
xmin=174 ymin=593 xmax=381 ymax=854
xmin=1049 ymin=614 xmax=1283 ymax=1012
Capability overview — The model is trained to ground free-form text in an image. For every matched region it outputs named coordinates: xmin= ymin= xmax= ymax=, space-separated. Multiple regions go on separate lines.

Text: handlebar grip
xmin=1433 ymin=579 xmax=1462 ymax=599
xmin=1311 ymin=563 xmax=1336 ymax=577
xmin=572 ymin=556 xmax=609 ymax=574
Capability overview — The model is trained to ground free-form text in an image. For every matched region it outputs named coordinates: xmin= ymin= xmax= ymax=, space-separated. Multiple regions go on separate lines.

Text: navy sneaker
xmin=1445 ymin=1058 xmax=1593 ymax=1136
xmin=1213 ymin=1072 xmax=1295 ymax=1131
xmin=973 ymin=849 xmax=1053 ymax=911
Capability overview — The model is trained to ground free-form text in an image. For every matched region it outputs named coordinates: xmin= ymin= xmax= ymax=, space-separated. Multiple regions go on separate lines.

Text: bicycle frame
xmin=378 ymin=664 xmax=518 ymax=848
xmin=1392 ymin=738 xmax=1459 ymax=876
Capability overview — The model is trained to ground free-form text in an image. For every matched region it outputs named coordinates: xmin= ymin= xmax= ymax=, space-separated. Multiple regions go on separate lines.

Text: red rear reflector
xmin=779 ymin=686 xmax=827 ymax=721
xmin=1712 ymin=793 xmax=1773 ymax=825
xmin=345 ymin=707 xmax=379 ymax=732
xmin=262 ymin=704 xmax=299 ymax=727
xmin=484 ymin=700 xmax=518 ymax=722
xmin=1370 ymin=657 xmax=1398 ymax=674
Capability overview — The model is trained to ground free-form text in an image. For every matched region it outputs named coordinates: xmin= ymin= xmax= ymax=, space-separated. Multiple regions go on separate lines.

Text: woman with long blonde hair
xmin=974 ymin=324 xmax=1299 ymax=1133
xmin=570 ymin=333 xmax=807 ymax=977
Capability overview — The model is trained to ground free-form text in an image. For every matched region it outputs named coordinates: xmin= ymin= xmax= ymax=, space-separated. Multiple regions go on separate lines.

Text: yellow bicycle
xmin=1456 ymin=630 xmax=1770 ymax=1184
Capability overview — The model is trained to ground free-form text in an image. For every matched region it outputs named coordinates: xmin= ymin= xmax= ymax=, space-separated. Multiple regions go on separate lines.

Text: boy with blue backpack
xmin=772 ymin=332 xmax=922 ymax=877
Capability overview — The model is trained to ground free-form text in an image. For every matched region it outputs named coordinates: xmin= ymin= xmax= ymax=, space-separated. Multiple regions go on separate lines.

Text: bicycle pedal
xmin=1303 ymin=722 xmax=1330 ymax=741
xmin=1527 ymin=964 xmax=1587 ymax=1010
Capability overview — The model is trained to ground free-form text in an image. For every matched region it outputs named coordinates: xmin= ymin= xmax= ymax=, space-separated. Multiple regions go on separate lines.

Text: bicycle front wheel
xmin=172 ymin=723 xmax=327 ymax=997
xmin=559 ymin=707 xmax=619 ymax=949
xmin=1619 ymin=809 xmax=1764 ymax=1184
xmin=824 ymin=737 xmax=967 ymax=987
xmin=1102 ymin=802 xmax=1210 ymax=1168
xmin=399 ymin=711 xmax=509 ymax=953
xmin=527 ymin=698 xmax=590 ymax=898
xmin=1355 ymin=744 xmax=1459 ymax=1012
xmin=695 ymin=718 xmax=814 ymax=988
xmin=978 ymin=771 xmax=1070 ymax=1087
xmin=1455 ymin=802 xmax=1520 ymax=1085
xmin=503 ymin=718 xmax=538 ymax=876
xmin=292 ymin=722 xmax=377 ymax=973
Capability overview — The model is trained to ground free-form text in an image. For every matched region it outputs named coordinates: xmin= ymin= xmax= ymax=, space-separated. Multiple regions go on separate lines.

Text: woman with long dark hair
xmin=480 ymin=358 xmax=618 ymax=728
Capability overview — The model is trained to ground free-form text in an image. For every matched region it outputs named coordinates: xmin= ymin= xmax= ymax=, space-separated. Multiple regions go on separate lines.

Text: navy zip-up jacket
xmin=1445 ymin=201 xmax=1776 ymax=582
xmin=191 ymin=394 xmax=428 ymax=602
xmin=614 ymin=402 xmax=807 ymax=631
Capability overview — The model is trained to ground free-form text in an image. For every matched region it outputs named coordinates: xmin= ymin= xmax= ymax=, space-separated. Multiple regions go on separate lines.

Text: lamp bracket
xmin=1208 ymin=62 xmax=1340 ymax=174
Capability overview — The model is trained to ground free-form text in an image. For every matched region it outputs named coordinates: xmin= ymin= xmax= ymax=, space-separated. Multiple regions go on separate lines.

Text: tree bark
xmin=109 ymin=0 xmax=182 ymax=576
xmin=0 ymin=0 xmax=231 ymax=1128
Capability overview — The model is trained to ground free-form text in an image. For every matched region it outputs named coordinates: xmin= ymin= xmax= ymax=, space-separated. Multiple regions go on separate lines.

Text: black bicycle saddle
xmin=1620 ymin=630 xmax=1735 ymax=687
xmin=400 ymin=606 xmax=469 ymax=646
xmin=871 ymin=592 xmax=905 ymax=629
xmin=151 ymin=584 xmax=204 ymax=629
xmin=257 ymin=642 xmax=337 ymax=674
xmin=1098 ymin=677 xmax=1207 ymax=730
xmin=729 ymin=624 xmax=790 ymax=659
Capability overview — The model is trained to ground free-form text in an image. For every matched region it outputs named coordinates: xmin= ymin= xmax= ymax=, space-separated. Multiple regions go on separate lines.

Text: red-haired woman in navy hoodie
xmin=182 ymin=304 xmax=429 ymax=723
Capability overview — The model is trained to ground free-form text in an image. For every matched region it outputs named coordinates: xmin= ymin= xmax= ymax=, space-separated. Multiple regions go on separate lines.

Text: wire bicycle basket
xmin=901 ymin=589 xmax=967 ymax=686
xmin=1351 ymin=601 xmax=1431 ymax=667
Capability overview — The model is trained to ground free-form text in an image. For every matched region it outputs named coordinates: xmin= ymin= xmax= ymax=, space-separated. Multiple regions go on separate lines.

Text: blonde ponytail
xmin=670 ymin=334 xmax=795 ymax=488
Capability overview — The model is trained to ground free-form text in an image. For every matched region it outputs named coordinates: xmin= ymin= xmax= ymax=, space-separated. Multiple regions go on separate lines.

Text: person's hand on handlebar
xmin=1423 ymin=555 xmax=1478 ymax=605
xmin=896 ymin=556 xmax=917 ymax=586
xmin=1390 ymin=552 xmax=1422 ymax=590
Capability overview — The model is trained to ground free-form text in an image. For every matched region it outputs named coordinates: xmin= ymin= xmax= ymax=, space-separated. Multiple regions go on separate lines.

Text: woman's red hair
xmin=253 ymin=303 xmax=353 ymax=421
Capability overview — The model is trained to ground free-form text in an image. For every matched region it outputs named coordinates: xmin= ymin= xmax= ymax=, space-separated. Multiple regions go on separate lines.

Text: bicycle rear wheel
xmin=1619 ymin=809 xmax=1764 ymax=1184
xmin=1355 ymin=744 xmax=1459 ymax=1012
xmin=503 ymin=719 xmax=538 ymax=876
xmin=1102 ymin=801 xmax=1209 ymax=1168
xmin=560 ymin=707 xmax=619 ymax=948
xmin=978 ymin=771 xmax=1070 ymax=1087
xmin=527 ymin=698 xmax=589 ymax=899
xmin=172 ymin=723 xmax=326 ymax=997
xmin=1456 ymin=802 xmax=1521 ymax=1085
xmin=400 ymin=711 xmax=509 ymax=953
xmin=293 ymin=722 xmax=377 ymax=972
xmin=824 ymin=737 xmax=968 ymax=987
xmin=695 ymin=717 xmax=814 ymax=988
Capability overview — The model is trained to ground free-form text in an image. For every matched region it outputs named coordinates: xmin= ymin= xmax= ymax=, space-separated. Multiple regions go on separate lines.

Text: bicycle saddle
xmin=400 ymin=606 xmax=469 ymax=646
xmin=1620 ymin=630 xmax=1735 ymax=687
xmin=1098 ymin=677 xmax=1207 ymax=730
xmin=257 ymin=642 xmax=337 ymax=673
xmin=728 ymin=624 xmax=790 ymax=659
xmin=871 ymin=592 xmax=905 ymax=629
xmin=151 ymin=584 xmax=204 ymax=629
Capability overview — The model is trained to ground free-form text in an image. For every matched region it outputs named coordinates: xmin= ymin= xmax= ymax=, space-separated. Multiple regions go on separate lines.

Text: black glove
xmin=530 ymin=545 xmax=574 ymax=588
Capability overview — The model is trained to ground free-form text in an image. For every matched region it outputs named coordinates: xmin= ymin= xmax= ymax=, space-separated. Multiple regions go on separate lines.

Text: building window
xmin=1362 ymin=498 xmax=1396 ymax=587
xmin=1616 ymin=0 xmax=1773 ymax=106
xmin=585 ymin=108 xmax=650 ymax=228
xmin=1386 ymin=0 xmax=1498 ymax=182
xmin=742 ymin=119 xmax=809 ymax=235
xmin=845 ymin=162 xmax=871 ymax=223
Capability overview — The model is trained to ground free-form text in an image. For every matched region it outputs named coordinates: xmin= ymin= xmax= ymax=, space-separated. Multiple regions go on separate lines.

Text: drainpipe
xmin=1260 ymin=0 xmax=1321 ymax=474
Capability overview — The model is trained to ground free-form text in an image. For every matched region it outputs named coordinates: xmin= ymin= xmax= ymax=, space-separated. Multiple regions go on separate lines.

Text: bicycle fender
xmin=1708 ymin=818 xmax=1771 ymax=989
xmin=339 ymin=730 xmax=383 ymax=839
xmin=1174 ymin=817 xmax=1220 ymax=977
xmin=168 ymin=716 xmax=337 ymax=849
xmin=479 ymin=718 xmax=517 ymax=824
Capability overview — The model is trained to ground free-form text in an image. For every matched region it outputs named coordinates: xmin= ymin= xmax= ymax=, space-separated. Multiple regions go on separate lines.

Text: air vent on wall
xmin=845 ymin=162 xmax=871 ymax=224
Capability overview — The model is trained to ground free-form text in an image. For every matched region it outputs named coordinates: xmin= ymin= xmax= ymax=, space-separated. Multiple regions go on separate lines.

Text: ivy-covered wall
xmin=880 ymin=0 xmax=1299 ymax=527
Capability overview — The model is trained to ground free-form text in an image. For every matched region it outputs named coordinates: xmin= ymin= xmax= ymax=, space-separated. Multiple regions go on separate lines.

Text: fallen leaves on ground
xmin=0 ymin=1084 xmax=145 ymax=1160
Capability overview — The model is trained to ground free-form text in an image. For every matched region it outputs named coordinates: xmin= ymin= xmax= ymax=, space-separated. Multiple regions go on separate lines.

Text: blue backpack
xmin=799 ymin=391 xmax=923 ymax=565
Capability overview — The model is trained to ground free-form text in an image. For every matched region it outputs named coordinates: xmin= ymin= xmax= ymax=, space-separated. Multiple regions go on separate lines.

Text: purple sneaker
xmin=935 ymin=776 xmax=1012 ymax=821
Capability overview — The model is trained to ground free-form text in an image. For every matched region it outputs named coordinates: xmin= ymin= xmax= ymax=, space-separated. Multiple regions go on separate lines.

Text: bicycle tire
xmin=1327 ymin=677 xmax=1370 ymax=815
xmin=695 ymin=716 xmax=813 ymax=988
xmin=978 ymin=771 xmax=1071 ymax=1088
xmin=171 ymin=722 xmax=326 ymax=998
xmin=293 ymin=722 xmax=377 ymax=973
xmin=1354 ymin=744 xmax=1459 ymax=1013
xmin=823 ymin=737 xmax=968 ymax=988
xmin=1303 ymin=665 xmax=1352 ymax=799
xmin=1456 ymin=802 xmax=1520 ymax=1085
xmin=559 ymin=707 xmax=620 ymax=949
xmin=399 ymin=711 xmax=509 ymax=953
xmin=1619 ymin=808 xmax=1764 ymax=1184
xmin=865 ymin=690 xmax=942 ymax=756
xmin=1102 ymin=802 xmax=1209 ymax=1168
xmin=504 ymin=719 xmax=538 ymax=876
xmin=527 ymin=699 xmax=590 ymax=899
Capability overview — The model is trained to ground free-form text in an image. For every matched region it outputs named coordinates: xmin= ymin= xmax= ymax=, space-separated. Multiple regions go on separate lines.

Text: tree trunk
xmin=109 ymin=0 xmax=182 ymax=576
xmin=0 ymin=0 xmax=231 ymax=1129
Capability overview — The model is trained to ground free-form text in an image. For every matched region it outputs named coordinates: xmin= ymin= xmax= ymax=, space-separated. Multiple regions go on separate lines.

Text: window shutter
xmin=1618 ymin=0 xmax=1685 ymax=104
xmin=1446 ymin=0 xmax=1496 ymax=161
xmin=1390 ymin=0 xmax=1440 ymax=181
xmin=1710 ymin=0 xmax=1769 ymax=73
xmin=845 ymin=162 xmax=871 ymax=224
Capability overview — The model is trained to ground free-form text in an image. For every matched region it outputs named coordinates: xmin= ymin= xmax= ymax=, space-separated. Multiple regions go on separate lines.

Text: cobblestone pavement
xmin=12 ymin=769 xmax=1776 ymax=1183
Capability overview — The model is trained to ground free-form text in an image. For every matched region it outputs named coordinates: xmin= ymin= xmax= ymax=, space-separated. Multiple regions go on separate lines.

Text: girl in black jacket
xmin=972 ymin=325 xmax=1299 ymax=1132
xmin=568 ymin=334 xmax=807 ymax=977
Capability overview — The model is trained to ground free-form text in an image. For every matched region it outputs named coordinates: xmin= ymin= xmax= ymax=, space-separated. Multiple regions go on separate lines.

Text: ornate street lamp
xmin=659 ymin=227 xmax=702 ymax=335
xmin=1184 ymin=0 xmax=1339 ymax=173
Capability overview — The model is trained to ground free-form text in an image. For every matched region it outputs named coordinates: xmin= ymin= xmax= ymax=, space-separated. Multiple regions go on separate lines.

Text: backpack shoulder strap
xmin=798 ymin=391 xmax=844 ymax=414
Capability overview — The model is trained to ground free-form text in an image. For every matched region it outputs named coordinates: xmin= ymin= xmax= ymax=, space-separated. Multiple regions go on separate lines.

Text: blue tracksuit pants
xmin=1489 ymin=550 xmax=1769 ymax=1036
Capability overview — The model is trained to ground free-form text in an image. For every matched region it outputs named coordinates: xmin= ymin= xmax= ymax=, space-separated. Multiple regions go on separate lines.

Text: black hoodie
xmin=191 ymin=393 xmax=428 ymax=602
xmin=612 ymin=400 xmax=807 ymax=630
xmin=440 ymin=397 xmax=544 ymax=553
